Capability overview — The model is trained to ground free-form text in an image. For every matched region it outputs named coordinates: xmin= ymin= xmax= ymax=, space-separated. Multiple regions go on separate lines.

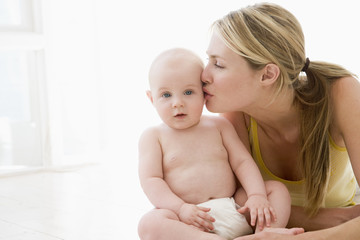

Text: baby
xmin=138 ymin=48 xmax=291 ymax=239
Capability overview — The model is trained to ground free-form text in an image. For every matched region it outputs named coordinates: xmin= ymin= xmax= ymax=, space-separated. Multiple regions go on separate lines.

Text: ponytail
xmin=294 ymin=61 xmax=352 ymax=216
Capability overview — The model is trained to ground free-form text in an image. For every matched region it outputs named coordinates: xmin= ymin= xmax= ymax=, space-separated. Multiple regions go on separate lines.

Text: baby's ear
xmin=146 ymin=90 xmax=153 ymax=104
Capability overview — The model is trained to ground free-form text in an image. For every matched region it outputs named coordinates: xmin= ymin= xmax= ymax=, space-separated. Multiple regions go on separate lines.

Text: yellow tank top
xmin=249 ymin=117 xmax=356 ymax=207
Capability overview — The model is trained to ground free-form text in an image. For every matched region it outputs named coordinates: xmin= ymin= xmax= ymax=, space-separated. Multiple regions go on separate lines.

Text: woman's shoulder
xmin=330 ymin=76 xmax=360 ymax=143
xmin=331 ymin=76 xmax=360 ymax=106
xmin=331 ymin=76 xmax=359 ymax=94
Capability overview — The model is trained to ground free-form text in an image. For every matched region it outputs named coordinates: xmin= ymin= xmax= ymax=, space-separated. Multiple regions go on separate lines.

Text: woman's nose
xmin=201 ymin=67 xmax=211 ymax=85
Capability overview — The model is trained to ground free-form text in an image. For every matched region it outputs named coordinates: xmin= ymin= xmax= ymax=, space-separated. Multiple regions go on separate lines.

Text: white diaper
xmin=197 ymin=197 xmax=253 ymax=239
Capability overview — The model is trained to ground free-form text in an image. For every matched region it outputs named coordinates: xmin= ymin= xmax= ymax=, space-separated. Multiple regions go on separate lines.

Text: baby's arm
xmin=217 ymin=117 xmax=276 ymax=229
xmin=138 ymin=127 xmax=215 ymax=231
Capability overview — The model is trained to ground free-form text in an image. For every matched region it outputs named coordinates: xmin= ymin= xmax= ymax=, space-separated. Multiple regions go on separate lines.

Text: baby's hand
xmin=238 ymin=194 xmax=277 ymax=230
xmin=178 ymin=203 xmax=215 ymax=232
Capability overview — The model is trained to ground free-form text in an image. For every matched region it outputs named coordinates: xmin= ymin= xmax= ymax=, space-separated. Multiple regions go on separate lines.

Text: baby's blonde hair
xmin=213 ymin=3 xmax=354 ymax=216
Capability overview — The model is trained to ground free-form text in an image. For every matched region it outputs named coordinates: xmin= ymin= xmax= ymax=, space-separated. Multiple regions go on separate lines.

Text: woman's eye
xmin=162 ymin=93 xmax=171 ymax=98
xmin=184 ymin=90 xmax=192 ymax=95
xmin=214 ymin=62 xmax=224 ymax=68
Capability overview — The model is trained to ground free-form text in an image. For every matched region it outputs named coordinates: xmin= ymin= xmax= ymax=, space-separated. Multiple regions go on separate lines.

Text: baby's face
xmin=149 ymin=63 xmax=204 ymax=130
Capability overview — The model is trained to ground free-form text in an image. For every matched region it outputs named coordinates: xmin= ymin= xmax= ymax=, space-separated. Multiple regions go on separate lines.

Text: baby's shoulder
xmin=201 ymin=114 xmax=232 ymax=128
xmin=139 ymin=124 xmax=165 ymax=141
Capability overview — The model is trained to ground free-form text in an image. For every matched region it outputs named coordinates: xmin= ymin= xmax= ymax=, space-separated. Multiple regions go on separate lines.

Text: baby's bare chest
xmin=160 ymin=129 xmax=228 ymax=170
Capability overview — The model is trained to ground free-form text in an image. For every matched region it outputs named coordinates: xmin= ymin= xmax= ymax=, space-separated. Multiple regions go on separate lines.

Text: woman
xmin=201 ymin=2 xmax=360 ymax=231
xmin=138 ymin=3 xmax=360 ymax=239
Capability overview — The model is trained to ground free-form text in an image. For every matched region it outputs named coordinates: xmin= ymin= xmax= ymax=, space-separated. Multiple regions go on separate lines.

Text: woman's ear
xmin=260 ymin=63 xmax=280 ymax=86
xmin=146 ymin=90 xmax=153 ymax=104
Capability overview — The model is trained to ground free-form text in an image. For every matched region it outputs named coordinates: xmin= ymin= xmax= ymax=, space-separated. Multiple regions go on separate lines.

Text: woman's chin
xmin=205 ymin=102 xmax=222 ymax=113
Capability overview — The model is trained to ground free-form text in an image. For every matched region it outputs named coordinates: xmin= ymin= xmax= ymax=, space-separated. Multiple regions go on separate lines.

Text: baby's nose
xmin=172 ymin=97 xmax=184 ymax=108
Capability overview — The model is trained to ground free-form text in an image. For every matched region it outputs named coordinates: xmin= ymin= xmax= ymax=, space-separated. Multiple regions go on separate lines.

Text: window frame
xmin=0 ymin=0 xmax=49 ymax=172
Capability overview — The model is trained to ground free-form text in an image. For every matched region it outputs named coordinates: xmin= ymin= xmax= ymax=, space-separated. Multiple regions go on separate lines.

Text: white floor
xmin=1 ymin=155 xmax=359 ymax=240
xmin=0 ymin=154 xmax=152 ymax=240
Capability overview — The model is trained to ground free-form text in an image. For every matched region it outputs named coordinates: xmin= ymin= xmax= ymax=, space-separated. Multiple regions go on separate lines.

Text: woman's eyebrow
xmin=206 ymin=50 xmax=215 ymax=57
xmin=206 ymin=52 xmax=222 ymax=59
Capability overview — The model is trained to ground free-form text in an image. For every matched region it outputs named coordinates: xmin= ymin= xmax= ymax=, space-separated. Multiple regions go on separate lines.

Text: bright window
xmin=0 ymin=0 xmax=33 ymax=31
xmin=0 ymin=51 xmax=31 ymax=121
xmin=0 ymin=0 xmax=44 ymax=172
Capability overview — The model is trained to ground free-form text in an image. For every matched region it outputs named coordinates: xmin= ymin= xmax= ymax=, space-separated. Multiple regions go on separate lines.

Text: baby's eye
xmin=184 ymin=90 xmax=192 ymax=95
xmin=162 ymin=93 xmax=171 ymax=98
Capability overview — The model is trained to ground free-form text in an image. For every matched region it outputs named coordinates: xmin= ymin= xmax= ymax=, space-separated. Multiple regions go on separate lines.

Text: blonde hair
xmin=213 ymin=3 xmax=354 ymax=216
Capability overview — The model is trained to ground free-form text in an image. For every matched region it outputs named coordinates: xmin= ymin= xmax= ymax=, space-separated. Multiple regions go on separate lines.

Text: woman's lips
xmin=203 ymin=88 xmax=213 ymax=100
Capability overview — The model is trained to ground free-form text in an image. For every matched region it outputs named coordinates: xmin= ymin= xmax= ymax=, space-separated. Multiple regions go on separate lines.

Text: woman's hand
xmin=238 ymin=194 xmax=277 ymax=230
xmin=177 ymin=203 xmax=215 ymax=232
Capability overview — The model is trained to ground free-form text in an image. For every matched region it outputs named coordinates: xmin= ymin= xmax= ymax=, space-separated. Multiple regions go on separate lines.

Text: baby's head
xmin=147 ymin=48 xmax=205 ymax=130
xmin=148 ymin=48 xmax=204 ymax=89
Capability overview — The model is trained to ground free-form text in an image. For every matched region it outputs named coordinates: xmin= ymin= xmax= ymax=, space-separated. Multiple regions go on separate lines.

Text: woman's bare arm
xmin=235 ymin=216 xmax=360 ymax=240
xmin=288 ymin=205 xmax=360 ymax=230
xmin=288 ymin=216 xmax=360 ymax=240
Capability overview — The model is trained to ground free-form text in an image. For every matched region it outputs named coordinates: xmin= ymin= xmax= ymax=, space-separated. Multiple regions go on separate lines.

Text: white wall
xmin=42 ymin=0 xmax=102 ymax=165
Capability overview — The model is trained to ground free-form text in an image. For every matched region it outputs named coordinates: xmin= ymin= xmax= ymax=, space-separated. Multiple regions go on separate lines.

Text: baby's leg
xmin=263 ymin=180 xmax=291 ymax=228
xmin=234 ymin=180 xmax=291 ymax=231
xmin=138 ymin=208 xmax=225 ymax=240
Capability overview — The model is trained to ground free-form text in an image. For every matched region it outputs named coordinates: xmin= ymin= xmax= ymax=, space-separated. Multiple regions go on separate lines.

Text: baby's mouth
xmin=175 ymin=113 xmax=186 ymax=118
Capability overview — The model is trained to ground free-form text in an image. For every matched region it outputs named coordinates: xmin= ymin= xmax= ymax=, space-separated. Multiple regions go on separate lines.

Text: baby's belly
xmin=165 ymin=162 xmax=237 ymax=204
